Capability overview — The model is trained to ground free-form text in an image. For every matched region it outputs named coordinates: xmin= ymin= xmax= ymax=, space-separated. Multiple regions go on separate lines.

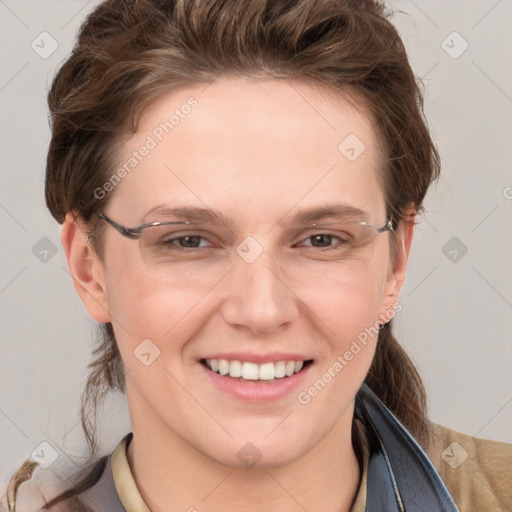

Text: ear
xmin=60 ymin=213 xmax=111 ymax=323
xmin=379 ymin=205 xmax=415 ymax=323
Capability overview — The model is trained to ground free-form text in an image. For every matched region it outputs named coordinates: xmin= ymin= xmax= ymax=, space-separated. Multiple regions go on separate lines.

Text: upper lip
xmin=201 ymin=353 xmax=313 ymax=364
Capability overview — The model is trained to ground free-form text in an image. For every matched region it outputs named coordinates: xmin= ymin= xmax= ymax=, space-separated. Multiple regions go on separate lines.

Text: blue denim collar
xmin=355 ymin=382 xmax=459 ymax=511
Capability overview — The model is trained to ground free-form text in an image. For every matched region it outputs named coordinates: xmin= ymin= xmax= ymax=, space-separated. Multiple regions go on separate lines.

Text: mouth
xmin=200 ymin=358 xmax=314 ymax=383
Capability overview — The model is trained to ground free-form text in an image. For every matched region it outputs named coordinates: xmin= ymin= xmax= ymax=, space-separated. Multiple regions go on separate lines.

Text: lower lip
xmin=200 ymin=362 xmax=313 ymax=403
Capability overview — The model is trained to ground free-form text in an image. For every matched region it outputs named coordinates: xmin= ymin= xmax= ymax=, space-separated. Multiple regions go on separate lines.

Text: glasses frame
xmin=98 ymin=212 xmax=396 ymax=242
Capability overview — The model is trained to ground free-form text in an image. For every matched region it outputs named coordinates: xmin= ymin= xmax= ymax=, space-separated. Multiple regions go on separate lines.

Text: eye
xmin=295 ymin=232 xmax=349 ymax=250
xmin=161 ymin=234 xmax=214 ymax=249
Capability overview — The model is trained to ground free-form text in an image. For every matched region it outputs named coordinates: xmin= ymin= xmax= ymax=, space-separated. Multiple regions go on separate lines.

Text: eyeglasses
xmin=98 ymin=212 xmax=395 ymax=267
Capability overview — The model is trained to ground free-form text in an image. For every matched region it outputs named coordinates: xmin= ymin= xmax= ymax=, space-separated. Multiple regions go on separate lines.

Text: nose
xmin=220 ymin=244 xmax=299 ymax=336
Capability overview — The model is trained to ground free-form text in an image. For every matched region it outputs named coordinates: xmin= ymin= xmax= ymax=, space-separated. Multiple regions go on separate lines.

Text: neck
xmin=126 ymin=405 xmax=361 ymax=512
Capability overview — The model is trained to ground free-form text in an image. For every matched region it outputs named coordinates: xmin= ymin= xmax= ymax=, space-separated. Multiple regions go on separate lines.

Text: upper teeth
xmin=205 ymin=359 xmax=304 ymax=380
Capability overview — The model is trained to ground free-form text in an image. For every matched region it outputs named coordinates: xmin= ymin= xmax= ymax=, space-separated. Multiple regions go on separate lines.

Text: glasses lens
xmin=139 ymin=224 xmax=212 ymax=265
xmin=138 ymin=221 xmax=386 ymax=268
xmin=297 ymin=221 xmax=380 ymax=264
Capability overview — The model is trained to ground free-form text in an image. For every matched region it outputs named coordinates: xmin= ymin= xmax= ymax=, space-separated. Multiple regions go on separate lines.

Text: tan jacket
xmin=425 ymin=423 xmax=511 ymax=511
xmin=350 ymin=420 xmax=511 ymax=511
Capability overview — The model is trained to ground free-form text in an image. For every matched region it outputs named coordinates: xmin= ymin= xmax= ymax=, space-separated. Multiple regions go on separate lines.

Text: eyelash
xmin=160 ymin=232 xmax=348 ymax=251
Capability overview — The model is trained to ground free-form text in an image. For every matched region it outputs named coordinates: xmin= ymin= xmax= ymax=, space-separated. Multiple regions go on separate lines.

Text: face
xmin=67 ymin=76 xmax=408 ymax=469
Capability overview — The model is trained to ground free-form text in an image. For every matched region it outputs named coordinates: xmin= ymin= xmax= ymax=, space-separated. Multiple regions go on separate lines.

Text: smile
xmin=202 ymin=358 xmax=313 ymax=382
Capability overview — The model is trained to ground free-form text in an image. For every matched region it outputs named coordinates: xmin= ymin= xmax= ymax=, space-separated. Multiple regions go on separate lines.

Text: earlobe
xmin=60 ymin=213 xmax=111 ymax=323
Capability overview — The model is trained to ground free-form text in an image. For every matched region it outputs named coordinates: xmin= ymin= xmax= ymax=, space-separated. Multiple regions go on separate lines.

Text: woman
xmin=3 ymin=0 xmax=510 ymax=510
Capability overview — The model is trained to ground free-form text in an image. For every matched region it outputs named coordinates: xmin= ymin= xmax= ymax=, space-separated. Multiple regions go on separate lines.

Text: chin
xmin=195 ymin=424 xmax=317 ymax=470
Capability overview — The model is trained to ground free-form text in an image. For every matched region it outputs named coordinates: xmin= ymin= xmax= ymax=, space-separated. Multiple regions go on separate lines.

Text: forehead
xmin=110 ymin=76 xmax=387 ymax=225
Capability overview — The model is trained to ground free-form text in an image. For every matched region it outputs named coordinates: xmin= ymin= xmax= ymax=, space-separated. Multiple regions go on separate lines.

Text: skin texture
xmin=61 ymin=76 xmax=414 ymax=512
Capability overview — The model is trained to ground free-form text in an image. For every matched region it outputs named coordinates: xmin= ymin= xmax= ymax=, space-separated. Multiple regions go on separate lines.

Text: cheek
xmin=301 ymin=261 xmax=388 ymax=332
xmin=295 ymin=270 xmax=385 ymax=413
xmin=299 ymin=263 xmax=387 ymax=387
xmin=103 ymin=261 xmax=214 ymax=363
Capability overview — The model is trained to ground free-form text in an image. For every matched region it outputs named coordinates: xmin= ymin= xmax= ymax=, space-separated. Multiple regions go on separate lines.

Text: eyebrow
xmin=142 ymin=203 xmax=370 ymax=228
xmin=286 ymin=204 xmax=370 ymax=225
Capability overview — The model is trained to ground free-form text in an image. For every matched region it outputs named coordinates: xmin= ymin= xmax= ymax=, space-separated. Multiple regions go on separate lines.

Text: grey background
xmin=1 ymin=0 xmax=511 ymax=491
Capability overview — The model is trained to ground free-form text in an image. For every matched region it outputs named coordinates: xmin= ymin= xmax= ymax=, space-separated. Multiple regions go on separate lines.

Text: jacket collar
xmin=354 ymin=382 xmax=459 ymax=511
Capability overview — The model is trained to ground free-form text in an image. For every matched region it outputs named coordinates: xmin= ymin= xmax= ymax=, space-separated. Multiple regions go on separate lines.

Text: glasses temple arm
xmin=98 ymin=213 xmax=142 ymax=239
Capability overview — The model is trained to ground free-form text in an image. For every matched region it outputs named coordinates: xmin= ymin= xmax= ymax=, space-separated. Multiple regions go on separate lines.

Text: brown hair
xmin=7 ymin=0 xmax=439 ymax=509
